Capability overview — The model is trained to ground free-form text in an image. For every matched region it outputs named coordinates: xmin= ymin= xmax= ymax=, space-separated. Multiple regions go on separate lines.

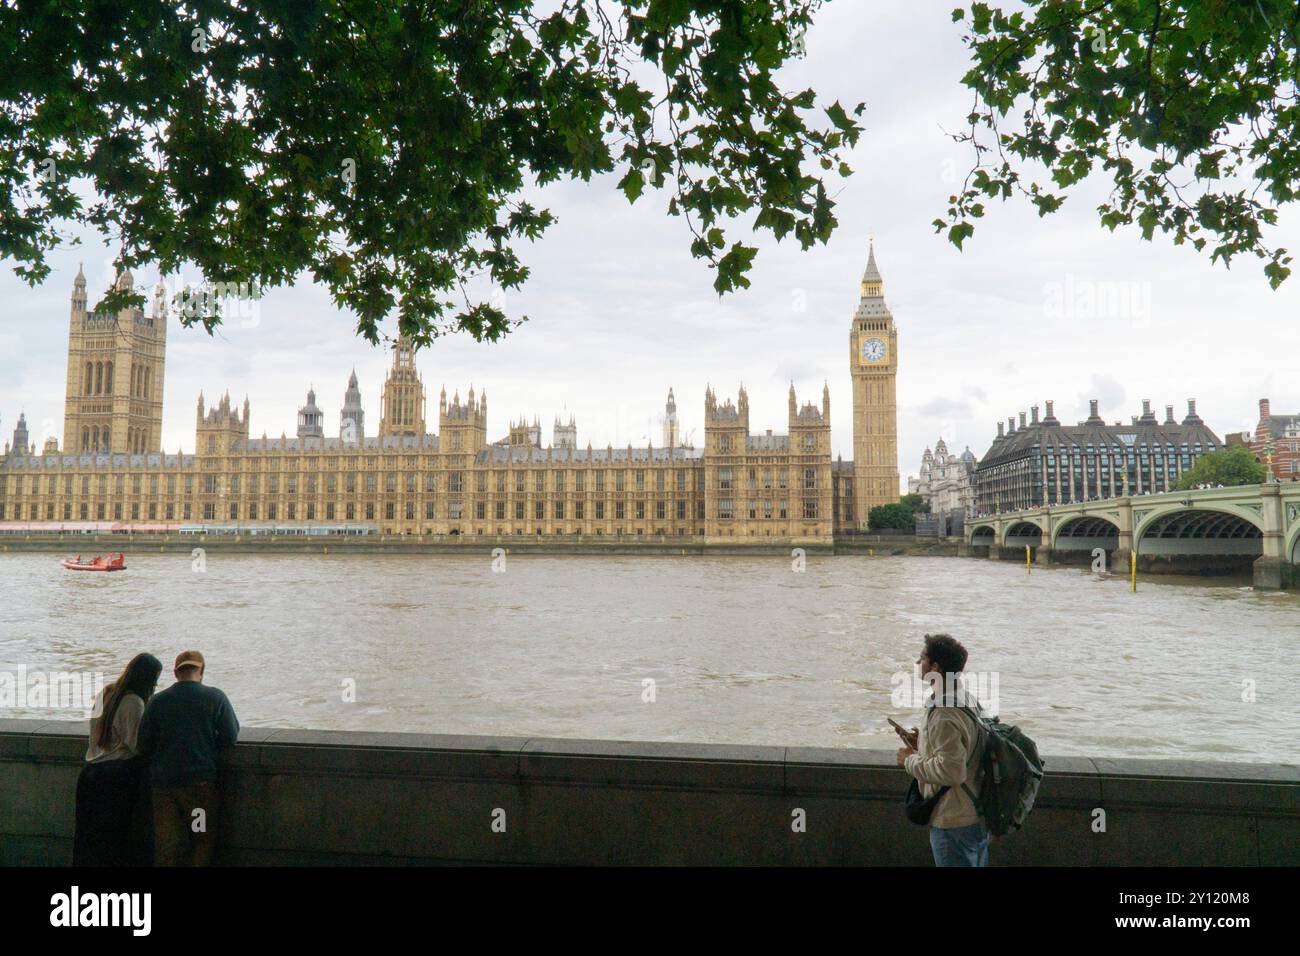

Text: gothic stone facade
xmin=62 ymin=266 xmax=167 ymax=456
xmin=0 ymin=251 xmax=901 ymax=543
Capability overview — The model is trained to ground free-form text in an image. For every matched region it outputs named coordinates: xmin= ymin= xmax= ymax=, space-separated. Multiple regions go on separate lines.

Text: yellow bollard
xmin=1026 ymin=545 xmax=1031 ymax=575
xmin=1131 ymin=551 xmax=1137 ymax=592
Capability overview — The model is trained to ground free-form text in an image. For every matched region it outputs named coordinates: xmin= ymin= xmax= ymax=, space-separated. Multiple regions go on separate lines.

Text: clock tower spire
xmin=849 ymin=239 xmax=899 ymax=529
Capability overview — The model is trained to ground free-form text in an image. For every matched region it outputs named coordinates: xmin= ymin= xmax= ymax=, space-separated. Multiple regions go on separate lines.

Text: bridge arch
xmin=1285 ymin=521 xmax=1300 ymax=567
xmin=1135 ymin=507 xmax=1263 ymax=576
xmin=967 ymin=523 xmax=996 ymax=556
xmin=1135 ymin=506 xmax=1263 ymax=548
xmin=1051 ymin=514 xmax=1120 ymax=550
xmin=1003 ymin=520 xmax=1044 ymax=547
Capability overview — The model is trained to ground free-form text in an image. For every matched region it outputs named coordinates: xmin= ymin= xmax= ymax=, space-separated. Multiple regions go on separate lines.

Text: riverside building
xmin=972 ymin=399 xmax=1223 ymax=515
xmin=0 ymin=248 xmax=904 ymax=543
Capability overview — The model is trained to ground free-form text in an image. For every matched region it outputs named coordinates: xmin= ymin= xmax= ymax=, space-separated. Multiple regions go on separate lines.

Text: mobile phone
xmin=887 ymin=717 xmax=910 ymax=737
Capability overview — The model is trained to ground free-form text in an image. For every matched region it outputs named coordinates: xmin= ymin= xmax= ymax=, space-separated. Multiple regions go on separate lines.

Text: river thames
xmin=1 ymin=552 xmax=1296 ymax=763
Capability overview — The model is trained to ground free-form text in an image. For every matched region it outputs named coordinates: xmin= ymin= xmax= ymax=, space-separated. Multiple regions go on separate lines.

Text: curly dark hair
xmin=923 ymin=633 xmax=968 ymax=676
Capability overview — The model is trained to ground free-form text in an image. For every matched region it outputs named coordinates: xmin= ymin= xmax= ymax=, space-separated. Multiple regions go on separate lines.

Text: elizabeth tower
xmin=849 ymin=242 xmax=899 ymax=527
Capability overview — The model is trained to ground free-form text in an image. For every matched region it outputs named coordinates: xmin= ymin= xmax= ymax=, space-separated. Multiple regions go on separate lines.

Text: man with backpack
xmin=895 ymin=633 xmax=990 ymax=866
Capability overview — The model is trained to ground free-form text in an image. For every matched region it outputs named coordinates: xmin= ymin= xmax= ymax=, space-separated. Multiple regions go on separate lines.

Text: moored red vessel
xmin=61 ymin=553 xmax=126 ymax=572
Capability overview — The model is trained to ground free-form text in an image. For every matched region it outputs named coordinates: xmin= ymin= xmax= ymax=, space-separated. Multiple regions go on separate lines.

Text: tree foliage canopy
xmin=941 ymin=0 xmax=1299 ymax=287
xmin=868 ymin=502 xmax=916 ymax=531
xmin=1173 ymin=446 xmax=1270 ymax=490
xmin=898 ymin=492 xmax=929 ymax=514
xmin=1 ymin=0 xmax=862 ymax=346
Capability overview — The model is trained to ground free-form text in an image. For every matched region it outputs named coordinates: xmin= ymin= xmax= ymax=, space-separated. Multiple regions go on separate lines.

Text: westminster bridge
xmin=963 ymin=483 xmax=1300 ymax=589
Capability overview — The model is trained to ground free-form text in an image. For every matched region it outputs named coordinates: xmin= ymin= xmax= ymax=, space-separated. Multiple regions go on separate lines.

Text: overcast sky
xmin=3 ymin=1 xmax=1298 ymax=487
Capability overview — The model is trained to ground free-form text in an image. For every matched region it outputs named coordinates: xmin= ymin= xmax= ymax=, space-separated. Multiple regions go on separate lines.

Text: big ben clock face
xmin=860 ymin=337 xmax=886 ymax=363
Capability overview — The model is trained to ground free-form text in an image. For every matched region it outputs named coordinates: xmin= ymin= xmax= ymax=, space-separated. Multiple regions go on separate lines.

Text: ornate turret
xmin=71 ymin=263 xmax=87 ymax=318
xmin=297 ymin=386 xmax=324 ymax=439
xmin=554 ymin=413 xmax=577 ymax=450
xmin=662 ymin=387 xmax=679 ymax=448
xmin=705 ymin=385 xmax=748 ymax=428
xmin=507 ymin=416 xmax=541 ymax=448
xmin=195 ymin=388 xmax=249 ymax=455
xmin=704 ymin=384 xmax=748 ymax=456
xmin=378 ymin=335 xmax=426 ymax=438
xmin=438 ymin=382 xmax=489 ymax=453
xmin=340 ymin=368 xmax=365 ymax=445
xmin=10 ymin=412 xmax=30 ymax=457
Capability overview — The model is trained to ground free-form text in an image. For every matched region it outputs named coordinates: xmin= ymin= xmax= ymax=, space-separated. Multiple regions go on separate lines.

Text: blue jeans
xmin=929 ymin=821 xmax=989 ymax=867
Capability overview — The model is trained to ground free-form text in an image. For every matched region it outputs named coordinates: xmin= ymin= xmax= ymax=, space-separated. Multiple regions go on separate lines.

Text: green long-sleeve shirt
xmin=136 ymin=680 xmax=240 ymax=788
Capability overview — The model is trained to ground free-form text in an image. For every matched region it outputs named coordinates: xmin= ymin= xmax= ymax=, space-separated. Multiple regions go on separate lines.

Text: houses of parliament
xmin=0 ymin=248 xmax=901 ymax=543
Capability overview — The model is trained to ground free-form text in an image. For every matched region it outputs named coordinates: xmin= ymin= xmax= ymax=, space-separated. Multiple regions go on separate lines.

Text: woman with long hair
xmin=73 ymin=653 xmax=163 ymax=866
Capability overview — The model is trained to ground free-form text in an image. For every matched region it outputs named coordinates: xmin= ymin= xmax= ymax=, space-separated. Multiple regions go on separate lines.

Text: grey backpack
xmin=958 ymin=706 xmax=1044 ymax=836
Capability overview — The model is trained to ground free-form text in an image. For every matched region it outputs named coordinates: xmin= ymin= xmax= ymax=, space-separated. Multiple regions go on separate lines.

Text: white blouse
xmin=85 ymin=691 xmax=145 ymax=763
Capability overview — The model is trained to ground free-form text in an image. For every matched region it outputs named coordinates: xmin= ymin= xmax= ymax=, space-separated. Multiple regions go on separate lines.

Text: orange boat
xmin=61 ymin=553 xmax=126 ymax=572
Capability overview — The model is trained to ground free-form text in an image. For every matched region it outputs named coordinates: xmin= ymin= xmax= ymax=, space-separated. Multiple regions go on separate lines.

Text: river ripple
xmin=1 ymin=553 xmax=1296 ymax=763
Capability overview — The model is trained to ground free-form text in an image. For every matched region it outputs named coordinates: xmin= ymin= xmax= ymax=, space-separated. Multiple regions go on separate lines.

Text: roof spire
xmin=859 ymin=236 xmax=884 ymax=300
xmin=864 ymin=237 xmax=880 ymax=280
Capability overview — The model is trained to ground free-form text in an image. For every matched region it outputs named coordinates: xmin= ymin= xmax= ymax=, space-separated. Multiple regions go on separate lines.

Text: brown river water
xmin=1 ymin=552 xmax=1296 ymax=763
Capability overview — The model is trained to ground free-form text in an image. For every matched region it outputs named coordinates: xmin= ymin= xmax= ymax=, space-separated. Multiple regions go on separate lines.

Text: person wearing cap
xmin=136 ymin=650 xmax=240 ymax=866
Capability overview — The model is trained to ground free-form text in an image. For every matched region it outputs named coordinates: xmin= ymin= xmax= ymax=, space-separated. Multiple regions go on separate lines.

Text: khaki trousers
xmin=152 ymin=782 xmax=219 ymax=866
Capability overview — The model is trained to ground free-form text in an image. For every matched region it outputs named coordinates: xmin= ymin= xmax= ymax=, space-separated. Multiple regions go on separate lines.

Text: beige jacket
xmin=904 ymin=703 xmax=983 ymax=828
xmin=86 ymin=690 xmax=145 ymax=763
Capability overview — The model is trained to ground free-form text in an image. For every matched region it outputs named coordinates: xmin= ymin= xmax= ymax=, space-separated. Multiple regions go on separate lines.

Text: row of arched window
xmin=84 ymin=361 xmax=113 ymax=396
xmin=80 ymin=425 xmax=110 ymax=452
xmin=82 ymin=361 xmax=152 ymax=398
xmin=131 ymin=365 xmax=152 ymax=398
xmin=78 ymin=425 xmax=150 ymax=454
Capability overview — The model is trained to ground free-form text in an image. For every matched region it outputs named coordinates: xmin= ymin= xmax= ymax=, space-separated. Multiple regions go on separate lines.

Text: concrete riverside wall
xmin=0 ymin=532 xmax=827 ymax=556
xmin=1 ymin=720 xmax=1296 ymax=866
xmin=0 ymin=532 xmax=959 ymax=558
